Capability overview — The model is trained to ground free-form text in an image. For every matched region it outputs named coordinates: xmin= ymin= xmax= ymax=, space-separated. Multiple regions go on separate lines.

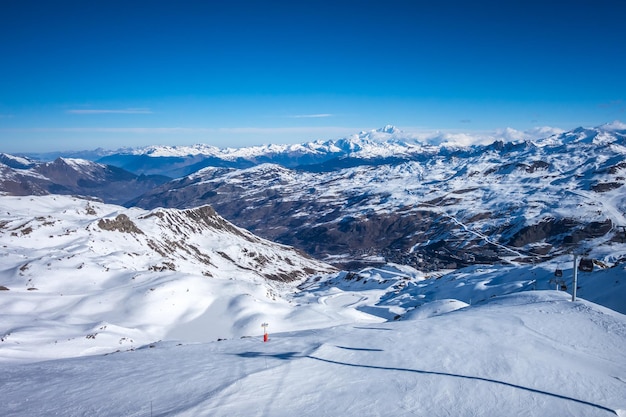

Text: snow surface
xmin=0 ymin=195 xmax=336 ymax=362
xmin=1 ymin=195 xmax=625 ymax=416
xmin=1 ymin=292 xmax=624 ymax=417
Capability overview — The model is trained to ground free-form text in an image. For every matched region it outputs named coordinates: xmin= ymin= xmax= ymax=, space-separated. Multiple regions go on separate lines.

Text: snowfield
xmin=1 ymin=195 xmax=625 ymax=416
xmin=1 ymin=292 xmax=625 ymax=417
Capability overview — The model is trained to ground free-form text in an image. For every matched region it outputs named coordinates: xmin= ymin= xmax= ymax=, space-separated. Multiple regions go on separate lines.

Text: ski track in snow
xmin=421 ymin=201 xmax=525 ymax=258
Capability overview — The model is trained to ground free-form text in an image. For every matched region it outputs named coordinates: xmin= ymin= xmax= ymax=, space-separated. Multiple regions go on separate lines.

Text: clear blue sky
xmin=1 ymin=0 xmax=624 ymax=152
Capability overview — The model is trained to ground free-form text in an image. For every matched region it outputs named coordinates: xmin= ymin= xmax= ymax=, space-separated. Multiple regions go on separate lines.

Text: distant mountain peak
xmin=376 ymin=125 xmax=400 ymax=134
xmin=0 ymin=153 xmax=36 ymax=169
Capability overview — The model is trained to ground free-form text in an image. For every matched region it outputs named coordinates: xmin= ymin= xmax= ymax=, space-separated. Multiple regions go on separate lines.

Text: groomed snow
xmin=1 ymin=292 xmax=624 ymax=417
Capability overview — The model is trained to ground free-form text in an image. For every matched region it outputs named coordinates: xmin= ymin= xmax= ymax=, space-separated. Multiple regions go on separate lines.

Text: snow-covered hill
xmin=0 ymin=195 xmax=335 ymax=362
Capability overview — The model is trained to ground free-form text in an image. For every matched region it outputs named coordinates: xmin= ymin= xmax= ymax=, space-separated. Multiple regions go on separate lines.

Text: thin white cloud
xmin=287 ymin=113 xmax=333 ymax=119
xmin=400 ymin=126 xmax=566 ymax=147
xmin=0 ymin=127 xmax=204 ymax=134
xmin=0 ymin=126 xmax=360 ymax=136
xmin=215 ymin=126 xmax=358 ymax=137
xmin=598 ymin=99 xmax=624 ymax=109
xmin=602 ymin=120 xmax=626 ymax=130
xmin=67 ymin=108 xmax=153 ymax=115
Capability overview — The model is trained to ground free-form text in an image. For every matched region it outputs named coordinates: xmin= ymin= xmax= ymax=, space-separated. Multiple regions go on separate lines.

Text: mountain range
xmin=3 ymin=122 xmax=626 ymax=271
xmin=0 ymin=154 xmax=169 ymax=204
xmin=127 ymin=122 xmax=626 ymax=270
xmin=2 ymin=124 xmax=626 ymax=415
xmin=1 ymin=194 xmax=625 ymax=416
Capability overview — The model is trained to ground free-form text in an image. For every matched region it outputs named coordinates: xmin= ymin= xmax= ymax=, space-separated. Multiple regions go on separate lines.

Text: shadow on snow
xmin=235 ymin=351 xmax=618 ymax=415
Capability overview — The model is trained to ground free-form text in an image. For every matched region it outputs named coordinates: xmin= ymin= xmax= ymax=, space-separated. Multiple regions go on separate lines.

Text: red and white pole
xmin=261 ymin=322 xmax=269 ymax=342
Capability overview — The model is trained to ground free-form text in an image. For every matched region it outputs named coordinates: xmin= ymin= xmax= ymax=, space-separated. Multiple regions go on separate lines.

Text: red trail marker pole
xmin=262 ymin=322 xmax=269 ymax=342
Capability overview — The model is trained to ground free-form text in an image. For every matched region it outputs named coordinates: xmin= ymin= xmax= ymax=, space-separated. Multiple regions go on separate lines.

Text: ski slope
xmin=1 ymin=292 xmax=624 ymax=417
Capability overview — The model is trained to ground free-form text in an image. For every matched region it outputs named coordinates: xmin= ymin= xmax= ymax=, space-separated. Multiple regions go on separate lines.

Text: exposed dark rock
xmin=592 ymin=182 xmax=622 ymax=192
xmin=98 ymin=214 xmax=144 ymax=234
xmin=525 ymin=161 xmax=550 ymax=173
xmin=608 ymin=161 xmax=626 ymax=174
xmin=509 ymin=218 xmax=576 ymax=248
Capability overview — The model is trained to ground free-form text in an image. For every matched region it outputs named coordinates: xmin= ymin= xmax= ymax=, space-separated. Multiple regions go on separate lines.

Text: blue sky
xmin=1 ymin=0 xmax=625 ymax=152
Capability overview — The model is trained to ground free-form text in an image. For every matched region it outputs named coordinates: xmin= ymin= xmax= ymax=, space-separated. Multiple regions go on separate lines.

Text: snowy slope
xmin=1 ymin=196 xmax=626 ymax=416
xmin=0 ymin=195 xmax=336 ymax=362
xmin=3 ymin=192 xmax=623 ymax=366
xmin=0 ymin=292 xmax=624 ymax=417
xmin=296 ymin=255 xmax=626 ymax=319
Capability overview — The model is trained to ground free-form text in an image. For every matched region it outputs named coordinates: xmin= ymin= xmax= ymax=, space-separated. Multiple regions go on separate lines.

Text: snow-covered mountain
xmin=14 ymin=125 xmax=567 ymax=178
xmin=0 ymin=155 xmax=170 ymax=204
xmin=0 ymin=195 xmax=335 ymax=362
xmin=6 ymin=123 xmax=626 ymax=270
xmin=3 ymin=125 xmax=626 ymax=416
xmin=0 ymin=153 xmax=37 ymax=170
xmin=83 ymin=125 xmax=563 ymax=177
xmin=130 ymin=123 xmax=626 ymax=270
